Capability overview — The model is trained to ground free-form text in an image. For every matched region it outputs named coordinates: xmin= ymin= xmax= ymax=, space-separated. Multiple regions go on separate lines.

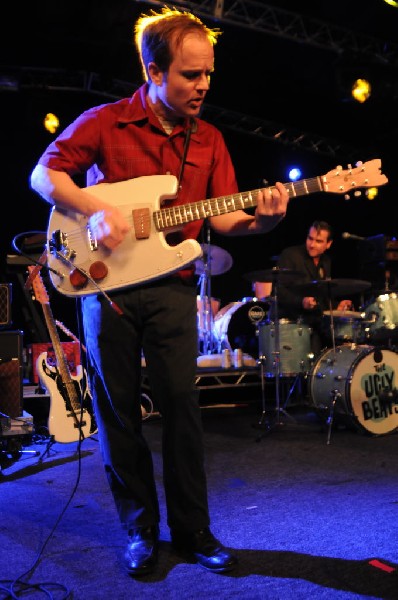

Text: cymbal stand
xmin=323 ymin=281 xmax=339 ymax=444
xmin=325 ymin=282 xmax=337 ymax=354
xmin=257 ymin=273 xmax=294 ymax=439
xmin=197 ymin=231 xmax=218 ymax=355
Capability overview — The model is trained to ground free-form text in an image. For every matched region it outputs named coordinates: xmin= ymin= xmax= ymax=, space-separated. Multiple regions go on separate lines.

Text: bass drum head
xmin=213 ymin=300 xmax=269 ymax=358
xmin=310 ymin=344 xmax=398 ymax=436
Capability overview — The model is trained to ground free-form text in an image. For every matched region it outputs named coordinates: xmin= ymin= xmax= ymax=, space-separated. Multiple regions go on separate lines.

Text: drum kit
xmin=196 ymin=250 xmax=398 ymax=442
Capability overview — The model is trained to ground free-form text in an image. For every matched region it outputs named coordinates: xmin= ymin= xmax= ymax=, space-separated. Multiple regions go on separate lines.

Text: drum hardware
xmin=326 ymin=389 xmax=342 ymax=445
xmin=195 ymin=236 xmax=233 ymax=356
xmin=245 ymin=268 xmax=304 ymax=437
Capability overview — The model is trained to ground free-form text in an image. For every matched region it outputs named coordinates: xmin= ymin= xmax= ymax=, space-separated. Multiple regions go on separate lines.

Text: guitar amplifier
xmin=0 ymin=330 xmax=23 ymax=419
xmin=0 ymin=284 xmax=12 ymax=327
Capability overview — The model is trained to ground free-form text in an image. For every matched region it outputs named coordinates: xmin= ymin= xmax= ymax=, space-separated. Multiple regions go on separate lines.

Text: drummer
xmin=255 ymin=220 xmax=354 ymax=357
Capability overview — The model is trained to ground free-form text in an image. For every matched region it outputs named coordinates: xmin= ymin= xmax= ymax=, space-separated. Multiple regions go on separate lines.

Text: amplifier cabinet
xmin=0 ymin=284 xmax=12 ymax=327
xmin=0 ymin=330 xmax=23 ymax=419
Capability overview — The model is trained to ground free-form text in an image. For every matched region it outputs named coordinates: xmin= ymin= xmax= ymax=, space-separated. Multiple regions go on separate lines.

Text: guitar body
xmin=36 ymin=352 xmax=93 ymax=443
xmin=47 ymin=174 xmax=202 ymax=297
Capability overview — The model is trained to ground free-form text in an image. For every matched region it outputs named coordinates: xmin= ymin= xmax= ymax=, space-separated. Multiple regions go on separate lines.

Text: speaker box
xmin=0 ymin=330 xmax=23 ymax=419
xmin=0 ymin=284 xmax=12 ymax=327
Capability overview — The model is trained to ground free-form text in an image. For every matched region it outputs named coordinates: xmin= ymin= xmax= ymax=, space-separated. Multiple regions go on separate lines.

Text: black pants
xmin=81 ymin=277 xmax=210 ymax=533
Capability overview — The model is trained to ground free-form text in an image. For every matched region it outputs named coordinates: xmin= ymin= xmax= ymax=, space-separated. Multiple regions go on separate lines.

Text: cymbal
xmin=244 ymin=268 xmax=303 ymax=283
xmin=323 ymin=310 xmax=364 ymax=319
xmin=194 ymin=244 xmax=233 ymax=276
xmin=294 ymin=278 xmax=371 ymax=297
xmin=372 ymin=289 xmax=398 ymax=296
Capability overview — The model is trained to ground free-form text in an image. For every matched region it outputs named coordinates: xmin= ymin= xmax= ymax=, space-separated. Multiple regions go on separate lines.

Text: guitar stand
xmin=38 ymin=435 xmax=58 ymax=461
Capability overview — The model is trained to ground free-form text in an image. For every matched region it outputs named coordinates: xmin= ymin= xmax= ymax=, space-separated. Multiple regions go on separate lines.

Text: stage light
xmin=287 ymin=166 xmax=302 ymax=181
xmin=383 ymin=0 xmax=398 ymax=8
xmin=43 ymin=112 xmax=60 ymax=134
xmin=366 ymin=187 xmax=378 ymax=200
xmin=351 ymin=78 xmax=371 ymax=103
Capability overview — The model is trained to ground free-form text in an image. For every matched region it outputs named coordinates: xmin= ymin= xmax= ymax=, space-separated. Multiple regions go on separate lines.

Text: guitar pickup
xmin=132 ymin=208 xmax=151 ymax=240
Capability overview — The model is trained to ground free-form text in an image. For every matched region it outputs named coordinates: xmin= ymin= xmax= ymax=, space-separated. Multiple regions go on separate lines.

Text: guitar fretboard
xmin=154 ymin=177 xmax=323 ymax=230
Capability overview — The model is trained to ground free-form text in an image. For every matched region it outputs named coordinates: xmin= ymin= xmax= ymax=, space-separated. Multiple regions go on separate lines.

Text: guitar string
xmin=50 ymin=170 xmax=365 ymax=247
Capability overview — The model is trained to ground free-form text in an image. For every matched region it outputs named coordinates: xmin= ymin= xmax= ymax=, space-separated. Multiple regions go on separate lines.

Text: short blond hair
xmin=134 ymin=7 xmax=222 ymax=81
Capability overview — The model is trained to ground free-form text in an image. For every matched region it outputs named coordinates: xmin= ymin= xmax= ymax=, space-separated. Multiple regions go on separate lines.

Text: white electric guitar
xmin=27 ymin=266 xmax=93 ymax=443
xmin=45 ymin=159 xmax=388 ymax=298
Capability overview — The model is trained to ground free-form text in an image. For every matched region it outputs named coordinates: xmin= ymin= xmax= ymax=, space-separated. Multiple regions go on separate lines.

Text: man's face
xmin=306 ymin=226 xmax=332 ymax=259
xmin=153 ymin=33 xmax=214 ymax=118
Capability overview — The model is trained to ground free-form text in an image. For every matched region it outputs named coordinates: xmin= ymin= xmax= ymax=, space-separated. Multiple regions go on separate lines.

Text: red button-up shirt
xmin=38 ymin=83 xmax=239 ymax=246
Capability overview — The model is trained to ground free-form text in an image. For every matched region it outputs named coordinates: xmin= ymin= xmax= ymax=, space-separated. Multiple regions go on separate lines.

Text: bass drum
xmin=309 ymin=344 xmax=398 ymax=436
xmin=213 ymin=300 xmax=269 ymax=358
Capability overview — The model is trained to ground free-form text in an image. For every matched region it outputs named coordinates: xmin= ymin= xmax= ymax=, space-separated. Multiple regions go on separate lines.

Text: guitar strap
xmin=176 ymin=118 xmax=196 ymax=192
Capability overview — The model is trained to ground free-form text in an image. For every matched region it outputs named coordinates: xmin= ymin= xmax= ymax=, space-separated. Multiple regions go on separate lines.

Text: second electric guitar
xmin=28 ymin=266 xmax=92 ymax=443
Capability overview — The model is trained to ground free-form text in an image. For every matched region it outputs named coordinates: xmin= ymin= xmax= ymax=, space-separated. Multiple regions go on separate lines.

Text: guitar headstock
xmin=27 ymin=266 xmax=49 ymax=305
xmin=322 ymin=159 xmax=388 ymax=195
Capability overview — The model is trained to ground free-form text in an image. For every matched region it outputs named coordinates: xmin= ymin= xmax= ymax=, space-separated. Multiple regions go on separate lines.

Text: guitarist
xmin=29 ymin=7 xmax=289 ymax=577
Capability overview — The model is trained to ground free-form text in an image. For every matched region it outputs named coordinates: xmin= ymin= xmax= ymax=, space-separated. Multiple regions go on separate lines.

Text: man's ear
xmin=148 ymin=62 xmax=163 ymax=86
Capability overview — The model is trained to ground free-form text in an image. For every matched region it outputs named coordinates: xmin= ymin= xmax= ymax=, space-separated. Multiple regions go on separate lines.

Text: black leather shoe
xmin=171 ymin=527 xmax=238 ymax=573
xmin=124 ymin=525 xmax=159 ymax=576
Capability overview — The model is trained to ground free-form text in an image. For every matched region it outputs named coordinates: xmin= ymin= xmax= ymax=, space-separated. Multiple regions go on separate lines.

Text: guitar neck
xmin=154 ymin=177 xmax=323 ymax=231
xmin=41 ymin=303 xmax=80 ymax=411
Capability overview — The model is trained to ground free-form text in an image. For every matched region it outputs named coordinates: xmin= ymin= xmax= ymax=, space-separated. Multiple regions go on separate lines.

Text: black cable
xmin=11 ymin=231 xmax=47 ymax=268
xmin=0 ymin=413 xmax=86 ymax=599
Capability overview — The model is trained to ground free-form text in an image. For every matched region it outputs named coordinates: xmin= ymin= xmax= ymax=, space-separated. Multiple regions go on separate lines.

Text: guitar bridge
xmin=49 ymin=229 xmax=77 ymax=262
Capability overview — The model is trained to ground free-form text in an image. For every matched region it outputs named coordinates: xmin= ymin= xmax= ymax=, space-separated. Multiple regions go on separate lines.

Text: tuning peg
xmin=354 ymin=190 xmax=362 ymax=197
xmin=344 ymin=194 xmax=350 ymax=200
xmin=355 ymin=160 xmax=363 ymax=168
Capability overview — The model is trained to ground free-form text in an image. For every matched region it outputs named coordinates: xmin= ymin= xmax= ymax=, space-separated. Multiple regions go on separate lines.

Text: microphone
xmin=342 ymin=232 xmax=366 ymax=241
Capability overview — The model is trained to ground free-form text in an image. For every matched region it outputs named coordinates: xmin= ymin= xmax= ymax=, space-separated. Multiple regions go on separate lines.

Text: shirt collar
xmin=116 ymin=83 xmax=198 ymax=137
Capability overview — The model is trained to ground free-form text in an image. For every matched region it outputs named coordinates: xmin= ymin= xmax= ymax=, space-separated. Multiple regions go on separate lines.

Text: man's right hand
xmin=88 ymin=208 xmax=130 ymax=250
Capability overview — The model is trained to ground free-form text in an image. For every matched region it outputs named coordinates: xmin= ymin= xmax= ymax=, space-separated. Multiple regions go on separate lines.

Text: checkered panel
xmin=0 ymin=285 xmax=11 ymax=327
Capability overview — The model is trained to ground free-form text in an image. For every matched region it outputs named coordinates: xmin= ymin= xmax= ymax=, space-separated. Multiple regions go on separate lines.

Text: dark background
xmin=1 ymin=0 xmax=398 ymax=343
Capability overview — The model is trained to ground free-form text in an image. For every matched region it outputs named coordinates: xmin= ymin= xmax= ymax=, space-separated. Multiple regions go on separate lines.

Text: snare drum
xmin=309 ymin=344 xmax=398 ymax=435
xmin=213 ymin=300 xmax=269 ymax=358
xmin=258 ymin=319 xmax=313 ymax=377
xmin=363 ymin=293 xmax=398 ymax=342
